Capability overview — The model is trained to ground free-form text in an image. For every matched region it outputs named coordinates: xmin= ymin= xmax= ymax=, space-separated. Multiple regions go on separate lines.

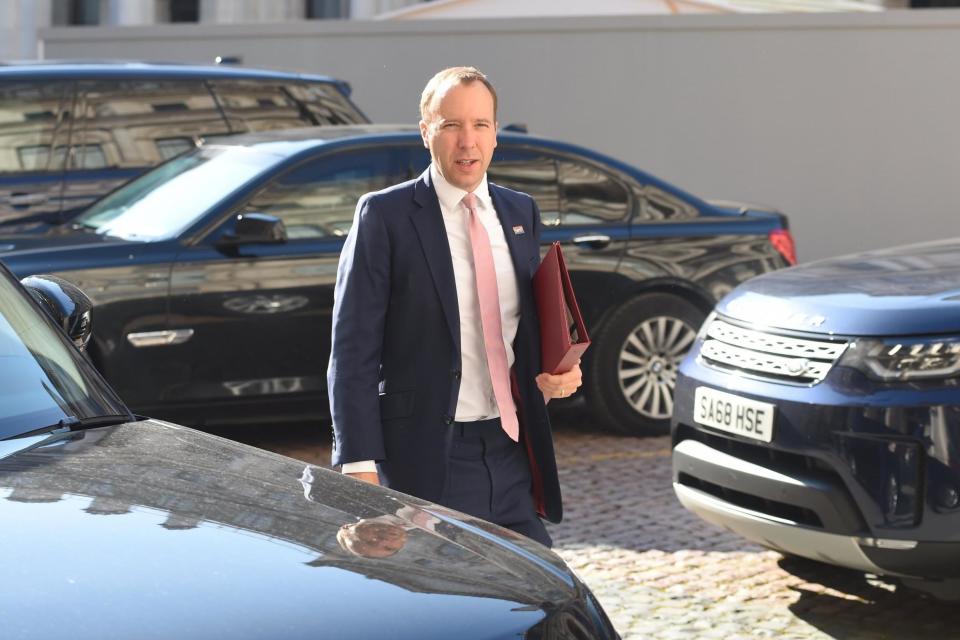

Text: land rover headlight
xmin=840 ymin=337 xmax=960 ymax=381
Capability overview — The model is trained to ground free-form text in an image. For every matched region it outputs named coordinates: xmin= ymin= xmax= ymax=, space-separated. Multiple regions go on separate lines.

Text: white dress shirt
xmin=342 ymin=165 xmax=521 ymax=475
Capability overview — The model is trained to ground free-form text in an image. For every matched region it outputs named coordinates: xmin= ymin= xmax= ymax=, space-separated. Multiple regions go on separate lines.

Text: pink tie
xmin=463 ymin=192 xmax=519 ymax=442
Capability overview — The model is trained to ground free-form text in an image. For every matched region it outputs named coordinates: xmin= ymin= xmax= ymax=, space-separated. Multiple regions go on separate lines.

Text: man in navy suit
xmin=327 ymin=67 xmax=581 ymax=547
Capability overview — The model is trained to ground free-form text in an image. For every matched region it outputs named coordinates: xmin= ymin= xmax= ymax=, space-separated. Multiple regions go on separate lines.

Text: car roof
xmin=0 ymin=60 xmax=352 ymax=93
xmin=210 ymin=124 xmax=420 ymax=147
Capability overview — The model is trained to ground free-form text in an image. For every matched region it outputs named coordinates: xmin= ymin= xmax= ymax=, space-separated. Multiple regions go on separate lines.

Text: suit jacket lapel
xmin=410 ymin=169 xmax=460 ymax=351
xmin=489 ymin=184 xmax=531 ymax=290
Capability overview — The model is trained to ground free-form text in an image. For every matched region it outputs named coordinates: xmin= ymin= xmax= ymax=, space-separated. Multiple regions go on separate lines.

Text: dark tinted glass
xmin=72 ymin=80 xmax=230 ymax=169
xmin=641 ymin=186 xmax=699 ymax=221
xmin=241 ymin=146 xmax=408 ymax=239
xmin=0 ymin=82 xmax=73 ymax=174
xmin=559 ymin=160 xmax=629 ymax=224
xmin=306 ymin=0 xmax=350 ymax=18
xmin=210 ymin=80 xmax=366 ymax=131
xmin=52 ymin=0 xmax=100 ymax=25
xmin=489 ymin=147 xmax=560 ymax=225
xmin=156 ymin=137 xmax=196 ymax=160
xmin=169 ymin=0 xmax=199 ymax=22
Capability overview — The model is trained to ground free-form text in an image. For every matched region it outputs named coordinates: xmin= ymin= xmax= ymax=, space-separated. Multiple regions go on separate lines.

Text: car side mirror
xmin=218 ymin=212 xmax=287 ymax=247
xmin=21 ymin=274 xmax=93 ymax=351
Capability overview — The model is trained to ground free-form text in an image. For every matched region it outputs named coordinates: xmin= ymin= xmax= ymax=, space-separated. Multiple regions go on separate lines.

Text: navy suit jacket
xmin=327 ymin=168 xmax=562 ymax=523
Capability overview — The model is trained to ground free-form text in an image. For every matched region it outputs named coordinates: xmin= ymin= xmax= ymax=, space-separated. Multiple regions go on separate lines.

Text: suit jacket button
xmin=452 ymin=370 xmax=461 ymax=380
xmin=444 ymin=415 xmax=454 ymax=425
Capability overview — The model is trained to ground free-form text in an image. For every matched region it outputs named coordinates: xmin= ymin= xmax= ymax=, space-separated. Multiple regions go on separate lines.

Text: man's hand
xmin=536 ymin=360 xmax=583 ymax=401
xmin=345 ymin=471 xmax=381 ymax=485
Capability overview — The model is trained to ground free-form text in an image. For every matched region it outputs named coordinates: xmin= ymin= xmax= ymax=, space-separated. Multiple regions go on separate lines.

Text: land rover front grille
xmin=699 ymin=319 xmax=848 ymax=384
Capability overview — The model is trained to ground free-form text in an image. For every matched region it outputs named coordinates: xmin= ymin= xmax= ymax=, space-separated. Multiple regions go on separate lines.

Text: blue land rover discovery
xmin=671 ymin=237 xmax=960 ymax=598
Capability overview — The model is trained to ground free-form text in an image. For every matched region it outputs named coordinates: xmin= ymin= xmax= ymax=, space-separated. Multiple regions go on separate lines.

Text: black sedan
xmin=1 ymin=264 xmax=617 ymax=638
xmin=0 ymin=125 xmax=793 ymax=435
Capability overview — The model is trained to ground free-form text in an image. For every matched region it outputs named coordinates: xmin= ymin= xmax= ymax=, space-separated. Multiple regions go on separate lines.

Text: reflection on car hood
xmin=718 ymin=237 xmax=960 ymax=336
xmin=0 ymin=420 xmax=584 ymax=639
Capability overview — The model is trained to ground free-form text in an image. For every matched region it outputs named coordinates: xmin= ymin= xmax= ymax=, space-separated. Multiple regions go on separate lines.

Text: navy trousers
xmin=439 ymin=418 xmax=552 ymax=548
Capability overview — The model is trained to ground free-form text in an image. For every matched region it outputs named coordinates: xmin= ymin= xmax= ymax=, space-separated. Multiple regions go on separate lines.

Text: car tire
xmin=585 ymin=293 xmax=706 ymax=437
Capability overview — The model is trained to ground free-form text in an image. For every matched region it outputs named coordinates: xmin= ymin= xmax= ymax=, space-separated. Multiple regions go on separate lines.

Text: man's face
xmin=339 ymin=520 xmax=408 ymax=559
xmin=420 ymin=80 xmax=498 ymax=193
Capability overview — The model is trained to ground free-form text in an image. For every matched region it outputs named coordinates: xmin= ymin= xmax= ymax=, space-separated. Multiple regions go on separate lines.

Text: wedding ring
xmin=560 ymin=388 xmax=566 ymax=397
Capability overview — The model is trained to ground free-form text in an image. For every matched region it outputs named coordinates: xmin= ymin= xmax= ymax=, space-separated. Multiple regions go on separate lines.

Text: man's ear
xmin=419 ymin=120 xmax=430 ymax=149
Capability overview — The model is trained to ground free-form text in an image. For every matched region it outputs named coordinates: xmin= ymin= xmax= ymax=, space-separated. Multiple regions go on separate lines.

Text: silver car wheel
xmin=617 ymin=315 xmax=697 ymax=420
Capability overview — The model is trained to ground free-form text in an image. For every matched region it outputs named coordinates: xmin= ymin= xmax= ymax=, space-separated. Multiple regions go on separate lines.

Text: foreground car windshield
xmin=0 ymin=271 xmax=126 ymax=438
xmin=72 ymin=146 xmax=284 ymax=241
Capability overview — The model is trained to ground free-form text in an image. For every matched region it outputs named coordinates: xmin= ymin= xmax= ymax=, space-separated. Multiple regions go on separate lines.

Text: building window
xmin=169 ymin=0 xmax=200 ymax=22
xmin=52 ymin=0 xmax=101 ymax=26
xmin=306 ymin=0 xmax=350 ymax=19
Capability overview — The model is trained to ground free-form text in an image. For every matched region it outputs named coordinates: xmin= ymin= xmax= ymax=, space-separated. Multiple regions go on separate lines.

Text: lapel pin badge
xmin=512 ymin=225 xmax=525 ymax=235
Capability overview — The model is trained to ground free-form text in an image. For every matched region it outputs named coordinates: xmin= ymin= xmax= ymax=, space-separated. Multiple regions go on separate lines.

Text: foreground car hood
xmin=0 ymin=420 xmax=590 ymax=639
xmin=718 ymin=237 xmax=960 ymax=336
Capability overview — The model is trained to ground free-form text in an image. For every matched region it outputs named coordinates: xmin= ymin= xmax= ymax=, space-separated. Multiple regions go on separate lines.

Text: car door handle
xmin=127 ymin=329 xmax=195 ymax=348
xmin=571 ymin=234 xmax=611 ymax=249
xmin=8 ymin=193 xmax=49 ymax=208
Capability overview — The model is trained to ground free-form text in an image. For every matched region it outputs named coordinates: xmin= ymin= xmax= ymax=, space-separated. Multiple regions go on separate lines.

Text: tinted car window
xmin=559 ymin=159 xmax=629 ymax=224
xmin=72 ymin=80 xmax=231 ymax=169
xmin=210 ymin=80 xmax=366 ymax=133
xmin=488 ymin=147 xmax=561 ymax=225
xmin=0 ymin=82 xmax=73 ymax=174
xmin=155 ymin=136 xmax=196 ymax=160
xmin=241 ymin=146 xmax=407 ymax=239
xmin=284 ymin=82 xmax=368 ymax=126
xmin=641 ymin=186 xmax=699 ymax=221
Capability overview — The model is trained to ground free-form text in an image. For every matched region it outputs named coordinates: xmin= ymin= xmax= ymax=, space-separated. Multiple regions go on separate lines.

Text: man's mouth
xmin=456 ymin=159 xmax=478 ymax=167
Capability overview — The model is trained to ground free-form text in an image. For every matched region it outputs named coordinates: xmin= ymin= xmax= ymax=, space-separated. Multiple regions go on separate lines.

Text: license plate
xmin=693 ymin=387 xmax=775 ymax=443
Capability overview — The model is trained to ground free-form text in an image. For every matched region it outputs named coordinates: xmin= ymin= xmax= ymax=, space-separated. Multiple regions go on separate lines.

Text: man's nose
xmin=458 ymin=128 xmax=476 ymax=148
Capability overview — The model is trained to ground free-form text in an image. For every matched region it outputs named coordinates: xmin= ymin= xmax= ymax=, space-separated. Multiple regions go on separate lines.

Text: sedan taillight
xmin=769 ymin=229 xmax=797 ymax=265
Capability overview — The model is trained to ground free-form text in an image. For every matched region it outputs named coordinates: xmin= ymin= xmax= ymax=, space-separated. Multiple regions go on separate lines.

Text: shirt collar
xmin=431 ymin=164 xmax=492 ymax=214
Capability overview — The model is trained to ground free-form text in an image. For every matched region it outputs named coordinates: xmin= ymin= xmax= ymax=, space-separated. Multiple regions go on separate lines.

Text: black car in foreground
xmin=0 ymin=125 xmax=793 ymax=435
xmin=671 ymin=237 xmax=960 ymax=599
xmin=1 ymin=264 xmax=618 ymax=638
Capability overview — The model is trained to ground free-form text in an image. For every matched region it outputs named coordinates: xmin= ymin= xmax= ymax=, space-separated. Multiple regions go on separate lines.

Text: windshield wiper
xmin=0 ymin=414 xmax=135 ymax=462
xmin=5 ymin=414 xmax=135 ymax=442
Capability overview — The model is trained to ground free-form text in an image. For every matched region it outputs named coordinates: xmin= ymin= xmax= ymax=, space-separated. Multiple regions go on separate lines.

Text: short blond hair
xmin=419 ymin=66 xmax=498 ymax=122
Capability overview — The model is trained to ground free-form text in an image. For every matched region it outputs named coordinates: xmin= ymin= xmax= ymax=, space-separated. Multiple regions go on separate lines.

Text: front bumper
xmin=671 ymin=355 xmax=960 ymax=580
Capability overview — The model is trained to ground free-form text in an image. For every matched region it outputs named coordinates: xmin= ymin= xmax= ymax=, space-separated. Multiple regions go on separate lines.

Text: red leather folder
xmin=533 ymin=242 xmax=591 ymax=374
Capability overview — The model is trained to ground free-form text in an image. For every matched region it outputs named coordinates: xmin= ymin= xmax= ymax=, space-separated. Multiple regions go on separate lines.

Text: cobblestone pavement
xmin=221 ymin=411 xmax=960 ymax=640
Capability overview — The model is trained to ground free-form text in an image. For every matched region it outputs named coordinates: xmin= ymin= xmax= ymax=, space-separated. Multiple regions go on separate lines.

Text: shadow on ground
xmin=781 ymin=556 xmax=960 ymax=638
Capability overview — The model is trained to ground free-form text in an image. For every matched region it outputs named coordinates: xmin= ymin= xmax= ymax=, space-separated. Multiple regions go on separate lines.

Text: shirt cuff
xmin=342 ymin=460 xmax=377 ymax=474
